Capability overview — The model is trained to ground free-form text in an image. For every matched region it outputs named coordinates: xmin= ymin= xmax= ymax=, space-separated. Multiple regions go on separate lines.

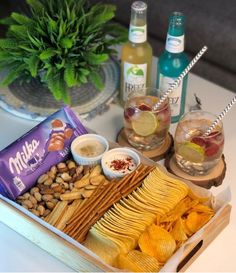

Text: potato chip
xmin=84 ymin=229 xmax=120 ymax=266
xmin=189 ymin=203 xmax=214 ymax=214
xmin=116 ymin=250 xmax=160 ymax=272
xmin=93 ymin=226 xmax=133 ymax=254
xmin=185 ymin=211 xmax=213 ymax=233
xmin=139 ymin=224 xmax=176 ymax=263
xmin=170 ymin=218 xmax=188 ymax=243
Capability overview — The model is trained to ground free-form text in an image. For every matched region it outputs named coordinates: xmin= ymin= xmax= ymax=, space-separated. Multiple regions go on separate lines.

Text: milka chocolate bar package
xmin=0 ymin=106 xmax=88 ymax=200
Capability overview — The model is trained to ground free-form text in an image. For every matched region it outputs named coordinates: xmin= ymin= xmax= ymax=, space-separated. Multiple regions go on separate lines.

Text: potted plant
xmin=0 ymin=0 xmax=127 ymax=104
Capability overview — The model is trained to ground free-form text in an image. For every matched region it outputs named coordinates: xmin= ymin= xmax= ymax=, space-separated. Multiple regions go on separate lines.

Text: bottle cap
xmin=131 ymin=1 xmax=147 ymax=12
xmin=169 ymin=12 xmax=185 ymax=26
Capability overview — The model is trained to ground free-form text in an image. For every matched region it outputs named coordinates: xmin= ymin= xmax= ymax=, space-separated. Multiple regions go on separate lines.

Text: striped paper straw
xmin=153 ymin=46 xmax=208 ymax=111
xmin=203 ymin=95 xmax=236 ymax=137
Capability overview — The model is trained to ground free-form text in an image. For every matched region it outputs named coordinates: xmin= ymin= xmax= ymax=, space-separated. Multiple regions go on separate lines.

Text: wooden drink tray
xmin=0 ymin=143 xmax=231 ymax=272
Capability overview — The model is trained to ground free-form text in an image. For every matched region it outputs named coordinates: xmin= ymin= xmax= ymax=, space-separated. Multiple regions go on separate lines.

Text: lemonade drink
xmin=174 ymin=111 xmax=224 ymax=175
xmin=124 ymin=94 xmax=171 ymax=150
xmin=120 ymin=1 xmax=152 ymax=105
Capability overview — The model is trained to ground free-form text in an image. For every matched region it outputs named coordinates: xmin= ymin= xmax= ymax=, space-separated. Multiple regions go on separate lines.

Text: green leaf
xmin=0 ymin=17 xmax=15 ymax=25
xmin=0 ymin=39 xmax=17 ymax=49
xmin=89 ymin=70 xmax=104 ymax=90
xmin=0 ymin=64 xmax=26 ymax=86
xmin=28 ymin=55 xmax=39 ymax=77
xmin=78 ymin=73 xmax=87 ymax=84
xmin=26 ymin=0 xmax=44 ymax=16
xmin=49 ymin=19 xmax=57 ymax=32
xmin=64 ymin=63 xmax=76 ymax=87
xmin=60 ymin=37 xmax=73 ymax=49
xmin=11 ymin=12 xmax=33 ymax=25
xmin=28 ymin=33 xmax=42 ymax=48
xmin=86 ymin=52 xmax=108 ymax=65
xmin=9 ymin=25 xmax=29 ymax=38
xmin=93 ymin=4 xmax=115 ymax=25
xmin=19 ymin=45 xmax=37 ymax=53
xmin=0 ymin=51 xmax=11 ymax=60
xmin=79 ymin=68 xmax=90 ymax=76
xmin=47 ymin=72 xmax=62 ymax=100
xmin=39 ymin=49 xmax=56 ymax=60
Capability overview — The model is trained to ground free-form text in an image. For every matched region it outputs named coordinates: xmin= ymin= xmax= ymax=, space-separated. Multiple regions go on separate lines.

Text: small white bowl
xmin=101 ymin=148 xmax=140 ymax=179
xmin=71 ymin=134 xmax=109 ymax=166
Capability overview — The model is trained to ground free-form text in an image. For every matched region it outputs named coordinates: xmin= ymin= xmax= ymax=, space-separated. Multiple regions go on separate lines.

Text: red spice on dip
xmin=101 ymin=148 xmax=140 ymax=179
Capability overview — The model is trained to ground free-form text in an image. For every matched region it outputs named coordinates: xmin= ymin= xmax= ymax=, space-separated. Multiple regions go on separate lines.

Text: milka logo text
xmin=9 ymin=140 xmax=40 ymax=175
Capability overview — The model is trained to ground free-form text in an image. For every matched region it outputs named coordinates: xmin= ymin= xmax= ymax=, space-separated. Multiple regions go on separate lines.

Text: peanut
xmin=29 ymin=196 xmax=37 ymax=206
xmin=43 ymin=209 xmax=51 ymax=218
xmin=76 ymin=165 xmax=84 ymax=176
xmin=34 ymin=192 xmax=42 ymax=202
xmin=68 ymin=161 xmax=76 ymax=169
xmin=50 ymin=165 xmax=57 ymax=175
xmin=38 ymin=174 xmax=49 ymax=184
xmin=53 ymin=185 xmax=63 ymax=193
xmin=54 ymin=192 xmax=61 ymax=199
xmin=30 ymin=187 xmax=39 ymax=195
xmin=61 ymin=172 xmax=71 ymax=182
xmin=42 ymin=194 xmax=53 ymax=202
xmin=22 ymin=192 xmax=31 ymax=199
xmin=55 ymin=177 xmax=64 ymax=184
xmin=57 ymin=162 xmax=67 ymax=169
xmin=61 ymin=182 xmax=69 ymax=190
xmin=31 ymin=209 xmax=40 ymax=217
xmin=22 ymin=199 xmax=33 ymax=209
xmin=46 ymin=201 xmax=56 ymax=210
xmin=37 ymin=205 xmax=45 ymax=216
xmin=44 ymin=178 xmax=53 ymax=186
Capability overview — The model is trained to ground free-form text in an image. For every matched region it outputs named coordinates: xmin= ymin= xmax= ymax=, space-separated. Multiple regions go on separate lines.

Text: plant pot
xmin=0 ymin=58 xmax=120 ymax=121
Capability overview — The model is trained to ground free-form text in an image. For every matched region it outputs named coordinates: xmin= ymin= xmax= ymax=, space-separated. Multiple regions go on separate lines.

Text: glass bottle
xmin=156 ymin=12 xmax=189 ymax=123
xmin=120 ymin=1 xmax=152 ymax=106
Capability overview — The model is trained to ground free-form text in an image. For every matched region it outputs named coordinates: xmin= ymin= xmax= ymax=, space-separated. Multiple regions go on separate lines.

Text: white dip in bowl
xmin=101 ymin=148 xmax=140 ymax=179
xmin=71 ymin=134 xmax=109 ymax=165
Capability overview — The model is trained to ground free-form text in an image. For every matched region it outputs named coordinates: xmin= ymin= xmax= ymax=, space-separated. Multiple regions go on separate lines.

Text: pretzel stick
xmin=121 ymin=166 xmax=155 ymax=195
xmin=69 ymin=183 xmax=120 ymax=238
xmin=64 ymin=182 xmax=114 ymax=235
xmin=63 ymin=181 xmax=106 ymax=230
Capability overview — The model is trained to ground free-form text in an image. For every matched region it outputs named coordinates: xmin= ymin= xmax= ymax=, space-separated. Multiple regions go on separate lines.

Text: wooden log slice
xmin=164 ymin=151 xmax=226 ymax=189
xmin=116 ymin=127 xmax=173 ymax=161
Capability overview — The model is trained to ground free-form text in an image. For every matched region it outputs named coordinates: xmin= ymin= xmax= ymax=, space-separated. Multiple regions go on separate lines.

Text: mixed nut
xmin=16 ymin=159 xmax=107 ymax=219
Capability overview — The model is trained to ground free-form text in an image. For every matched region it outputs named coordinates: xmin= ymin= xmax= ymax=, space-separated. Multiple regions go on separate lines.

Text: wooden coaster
xmin=164 ymin=152 xmax=226 ymax=189
xmin=116 ymin=128 xmax=173 ymax=161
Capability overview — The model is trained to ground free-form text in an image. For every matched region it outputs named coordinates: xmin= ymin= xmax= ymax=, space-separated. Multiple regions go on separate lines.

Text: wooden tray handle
xmin=177 ymin=240 xmax=203 ymax=272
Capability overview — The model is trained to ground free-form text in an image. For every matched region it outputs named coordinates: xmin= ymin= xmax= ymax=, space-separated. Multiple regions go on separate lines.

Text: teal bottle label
xmin=123 ymin=62 xmax=147 ymax=101
xmin=159 ymin=73 xmax=183 ymax=117
xmin=165 ymin=34 xmax=184 ymax=53
xmin=129 ymin=24 xmax=147 ymax=43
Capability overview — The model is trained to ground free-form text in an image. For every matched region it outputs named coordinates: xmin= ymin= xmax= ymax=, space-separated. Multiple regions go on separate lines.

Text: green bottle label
xmin=165 ymin=34 xmax=184 ymax=53
xmin=123 ymin=62 xmax=147 ymax=101
xmin=129 ymin=24 xmax=147 ymax=43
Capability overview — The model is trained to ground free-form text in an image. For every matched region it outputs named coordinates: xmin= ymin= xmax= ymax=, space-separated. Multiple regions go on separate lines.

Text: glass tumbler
xmin=123 ymin=88 xmax=171 ymax=150
xmin=174 ymin=110 xmax=224 ymax=176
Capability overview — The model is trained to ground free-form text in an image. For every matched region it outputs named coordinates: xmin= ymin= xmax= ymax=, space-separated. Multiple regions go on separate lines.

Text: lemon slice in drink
xmin=132 ymin=112 xmax=159 ymax=137
xmin=177 ymin=142 xmax=205 ymax=163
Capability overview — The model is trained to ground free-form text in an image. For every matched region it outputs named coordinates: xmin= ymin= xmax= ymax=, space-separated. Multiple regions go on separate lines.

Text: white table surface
xmin=0 ymin=72 xmax=236 ymax=272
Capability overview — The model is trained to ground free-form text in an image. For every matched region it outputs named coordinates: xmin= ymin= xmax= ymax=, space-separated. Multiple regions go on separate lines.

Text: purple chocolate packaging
xmin=0 ymin=106 xmax=88 ymax=200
